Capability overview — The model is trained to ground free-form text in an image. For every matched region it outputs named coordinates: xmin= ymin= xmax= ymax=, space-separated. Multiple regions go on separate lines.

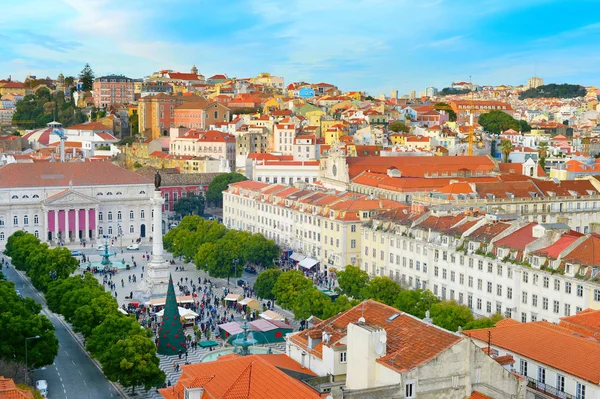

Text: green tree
xmin=322 ymin=295 xmax=360 ymax=319
xmin=433 ymin=102 xmax=457 ymax=122
xmin=253 ymin=269 xmax=283 ymax=300
xmin=388 ymin=121 xmax=410 ymax=133
xmin=64 ymin=76 xmax=75 ymax=86
xmin=463 ymin=313 xmax=503 ymax=330
xmin=336 ymin=265 xmax=369 ymax=299
xmin=27 ymin=246 xmax=78 ymax=292
xmin=129 ymin=111 xmax=139 ymax=135
xmin=500 ymin=139 xmax=515 ymax=163
xmin=0 ymin=280 xmax=58 ymax=367
xmin=46 ymin=274 xmax=97 ymax=314
xmin=5 ymin=233 xmax=40 ymax=271
xmin=478 ymin=110 xmax=530 ymax=135
xmin=99 ymin=334 xmax=165 ymax=395
xmin=87 ymin=313 xmax=151 ymax=360
xmin=360 ymin=276 xmax=401 ymax=306
xmin=173 ymin=194 xmax=205 ymax=217
xmin=394 ymin=289 xmax=440 ymax=319
xmin=79 ymin=63 xmax=95 ymax=91
xmin=519 ymin=83 xmax=586 ymax=100
xmin=538 ymin=142 xmax=549 ymax=170
xmin=72 ymin=293 xmax=119 ymax=337
xmin=242 ymin=233 xmax=279 ymax=268
xmin=430 ymin=300 xmax=474 ymax=332
xmin=205 ymin=172 xmax=247 ymax=207
xmin=272 ymin=270 xmax=313 ymax=309
xmin=292 ymin=287 xmax=331 ymax=320
xmin=4 ymin=230 xmax=27 ymax=257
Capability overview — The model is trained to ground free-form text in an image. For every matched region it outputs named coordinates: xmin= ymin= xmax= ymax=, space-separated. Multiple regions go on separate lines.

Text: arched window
xmin=22 ymin=195 xmax=29 ymax=199
xmin=117 ymin=211 xmax=122 ymax=221
xmin=140 ymin=210 xmax=145 ymax=219
xmin=139 ymin=191 xmax=146 ymax=195
xmin=0 ymin=232 xmax=4 ymax=241
xmin=99 ymin=227 xmax=103 ymax=235
xmin=11 ymin=195 xmax=17 ymax=199
xmin=33 ymin=194 xmax=39 ymax=198
xmin=99 ymin=212 xmax=103 ymax=221
xmin=108 ymin=225 xmax=113 ymax=235
xmin=13 ymin=215 xmax=18 ymax=225
xmin=116 ymin=192 xmax=122 ymax=195
xmin=23 ymin=215 xmax=29 ymax=225
xmin=107 ymin=192 xmax=113 ymax=196
xmin=129 ymin=225 xmax=134 ymax=233
xmin=97 ymin=192 xmax=103 ymax=196
xmin=152 ymin=209 xmax=154 ymax=218
xmin=34 ymin=230 xmax=39 ymax=238
xmin=108 ymin=212 xmax=113 ymax=221
xmin=34 ymin=215 xmax=39 ymax=224
xmin=129 ymin=210 xmax=134 ymax=220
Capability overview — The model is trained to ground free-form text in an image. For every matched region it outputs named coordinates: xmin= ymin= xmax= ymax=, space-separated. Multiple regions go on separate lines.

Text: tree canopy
xmin=11 ymin=87 xmax=86 ymax=129
xmin=205 ymin=172 xmax=247 ymax=207
xmin=272 ymin=270 xmax=313 ymax=310
xmin=253 ymin=269 xmax=283 ymax=300
xmin=336 ymin=265 xmax=368 ymax=299
xmin=79 ymin=63 xmax=95 ymax=91
xmin=388 ymin=121 xmax=410 ymax=133
xmin=478 ymin=110 xmax=531 ymax=134
xmin=500 ymin=139 xmax=515 ymax=163
xmin=440 ymin=87 xmax=472 ymax=96
xmin=433 ymin=102 xmax=457 ymax=122
xmin=519 ymin=83 xmax=586 ymax=100
xmin=430 ymin=300 xmax=474 ymax=332
xmin=360 ymin=276 xmax=402 ymax=306
xmin=173 ymin=193 xmax=205 ymax=217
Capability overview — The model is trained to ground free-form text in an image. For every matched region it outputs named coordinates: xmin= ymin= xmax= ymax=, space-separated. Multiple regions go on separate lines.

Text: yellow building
xmin=344 ymin=91 xmax=362 ymax=101
xmin=0 ymin=81 xmax=27 ymax=96
xmin=305 ymin=109 xmax=326 ymax=134
xmin=389 ymin=133 xmax=407 ymax=146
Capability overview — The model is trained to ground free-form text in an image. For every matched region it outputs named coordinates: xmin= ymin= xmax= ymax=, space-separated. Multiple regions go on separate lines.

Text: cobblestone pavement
xmin=72 ymin=246 xmax=298 ymax=397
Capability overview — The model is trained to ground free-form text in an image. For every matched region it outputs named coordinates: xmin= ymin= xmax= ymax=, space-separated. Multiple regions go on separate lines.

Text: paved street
xmin=2 ymin=262 xmax=121 ymax=399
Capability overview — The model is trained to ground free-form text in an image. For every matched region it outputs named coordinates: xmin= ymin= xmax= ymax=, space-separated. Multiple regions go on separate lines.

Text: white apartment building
xmin=169 ymin=129 xmax=236 ymax=171
xmin=362 ymin=209 xmax=600 ymax=324
xmin=273 ymin=123 xmax=296 ymax=155
xmin=223 ymin=181 xmax=406 ymax=270
xmin=0 ymin=162 xmax=154 ymax=248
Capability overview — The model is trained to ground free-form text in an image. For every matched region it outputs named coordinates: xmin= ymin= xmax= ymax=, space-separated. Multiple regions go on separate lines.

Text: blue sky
xmin=1 ymin=0 xmax=599 ymax=95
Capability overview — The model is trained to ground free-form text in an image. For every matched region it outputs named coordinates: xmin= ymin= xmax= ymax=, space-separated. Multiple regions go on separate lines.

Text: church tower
xmin=191 ymin=65 xmax=198 ymax=76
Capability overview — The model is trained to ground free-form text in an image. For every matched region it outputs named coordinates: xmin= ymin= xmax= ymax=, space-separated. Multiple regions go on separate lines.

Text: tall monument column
xmin=135 ymin=172 xmax=170 ymax=302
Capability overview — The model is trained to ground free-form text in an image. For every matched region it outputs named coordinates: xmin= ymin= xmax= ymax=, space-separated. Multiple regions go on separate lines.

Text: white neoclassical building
xmin=0 ymin=161 xmax=155 ymax=247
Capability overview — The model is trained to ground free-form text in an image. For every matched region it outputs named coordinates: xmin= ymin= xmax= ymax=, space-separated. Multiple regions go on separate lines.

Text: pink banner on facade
xmin=48 ymin=211 xmax=55 ymax=233
xmin=89 ymin=209 xmax=96 ymax=230
xmin=58 ymin=210 xmax=65 ymax=231
xmin=68 ymin=209 xmax=76 ymax=231
xmin=78 ymin=209 xmax=86 ymax=232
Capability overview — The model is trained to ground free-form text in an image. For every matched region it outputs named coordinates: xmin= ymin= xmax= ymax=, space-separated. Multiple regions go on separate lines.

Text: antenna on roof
xmin=358 ymin=301 xmax=366 ymax=323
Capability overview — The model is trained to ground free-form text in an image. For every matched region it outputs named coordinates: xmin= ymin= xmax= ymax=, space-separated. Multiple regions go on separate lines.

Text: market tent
xmin=298 ymin=257 xmax=318 ymax=269
xmin=218 ymin=321 xmax=243 ymax=339
xmin=156 ymin=306 xmax=198 ymax=320
xmin=239 ymin=297 xmax=260 ymax=310
xmin=259 ymin=310 xmax=285 ymax=321
xmin=148 ymin=295 xmax=194 ymax=307
xmin=289 ymin=252 xmax=306 ymax=262
xmin=225 ymin=293 xmax=243 ymax=302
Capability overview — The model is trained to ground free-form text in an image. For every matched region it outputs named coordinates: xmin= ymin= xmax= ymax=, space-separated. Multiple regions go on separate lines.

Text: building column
xmin=75 ymin=209 xmax=80 ymax=242
xmin=64 ymin=209 xmax=69 ymax=243
xmin=42 ymin=209 xmax=48 ymax=244
xmin=54 ymin=210 xmax=59 ymax=243
xmin=85 ymin=208 xmax=90 ymax=241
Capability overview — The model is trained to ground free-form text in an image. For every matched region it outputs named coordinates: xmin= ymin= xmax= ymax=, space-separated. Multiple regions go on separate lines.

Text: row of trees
xmin=12 ymin=87 xmax=87 ymax=129
xmin=5 ymin=232 xmax=164 ymax=394
xmin=519 ymin=83 xmax=586 ymax=100
xmin=254 ymin=266 xmax=502 ymax=332
xmin=205 ymin=172 xmax=247 ymax=208
xmin=164 ymin=216 xmax=280 ymax=278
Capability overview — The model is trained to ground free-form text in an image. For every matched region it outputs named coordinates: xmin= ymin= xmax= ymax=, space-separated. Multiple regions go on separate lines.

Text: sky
xmin=1 ymin=0 xmax=599 ymax=95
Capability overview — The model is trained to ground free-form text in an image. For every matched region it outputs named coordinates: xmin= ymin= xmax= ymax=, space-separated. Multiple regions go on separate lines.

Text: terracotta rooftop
xmin=493 ymin=223 xmax=537 ymax=251
xmin=559 ymin=309 xmax=600 ymax=339
xmin=0 ymin=162 xmax=152 ymax=188
xmin=0 ymin=376 xmax=34 ymax=399
xmin=288 ymin=299 xmax=462 ymax=373
xmin=159 ymin=354 xmax=320 ymax=399
xmin=464 ymin=321 xmax=600 ymax=384
xmin=561 ymin=233 xmax=600 ymax=266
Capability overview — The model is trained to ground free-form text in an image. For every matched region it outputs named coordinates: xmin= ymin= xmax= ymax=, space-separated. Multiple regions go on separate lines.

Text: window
xmin=108 ymin=226 xmax=113 ymax=235
xmin=351 ymin=224 xmax=356 ymax=233
xmin=487 ymin=282 xmax=492 ymax=293
xmin=350 ymin=239 xmax=356 ymax=249
xmin=553 ymin=300 xmax=559 ymax=313
xmin=117 ymin=211 xmax=122 ymax=221
xmin=532 ymin=294 xmax=538 ymax=307
xmin=34 ymin=215 xmax=39 ymax=224
xmin=543 ymin=276 xmax=549 ymax=288
xmin=108 ymin=212 xmax=113 ymax=221
xmin=141 ymin=210 xmax=145 ymax=219
xmin=99 ymin=212 xmax=103 ymax=221
xmin=507 ymin=287 xmax=513 ymax=299
xmin=565 ymin=282 xmax=572 ymax=294
xmin=522 ymin=292 xmax=528 ymax=304
xmin=594 ymin=289 xmax=600 ymax=302
xmin=542 ymin=297 xmax=549 ymax=310
xmin=13 ymin=215 xmax=18 ymax=225
xmin=34 ymin=230 xmax=39 ymax=238
xmin=0 ymin=232 xmax=4 ymax=241
xmin=23 ymin=215 xmax=28 ymax=225
xmin=523 ymin=272 xmax=528 ymax=283
xmin=519 ymin=359 xmax=528 ymax=376
xmin=564 ymin=303 xmax=571 ymax=316
xmin=477 ymin=298 xmax=482 ymax=310
xmin=556 ymin=374 xmax=565 ymax=393
xmin=0 ymin=217 xmax=4 ymax=226
xmin=577 ymin=284 xmax=583 ymax=297
xmin=404 ymin=381 xmax=415 ymax=399
xmin=576 ymin=382 xmax=586 ymax=399
xmin=537 ymin=367 xmax=545 ymax=383
xmin=554 ymin=279 xmax=560 ymax=291
xmin=340 ymin=352 xmax=347 ymax=363
xmin=468 ymin=276 xmax=473 ymax=288
xmin=130 ymin=210 xmax=134 ymax=220
xmin=497 ymin=285 xmax=502 ymax=296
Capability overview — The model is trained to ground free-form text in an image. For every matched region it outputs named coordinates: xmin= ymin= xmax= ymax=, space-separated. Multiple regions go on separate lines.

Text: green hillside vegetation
xmin=519 ymin=83 xmax=586 ymax=100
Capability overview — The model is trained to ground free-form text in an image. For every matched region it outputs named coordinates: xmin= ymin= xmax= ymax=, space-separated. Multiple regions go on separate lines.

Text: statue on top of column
xmin=154 ymin=171 xmax=161 ymax=191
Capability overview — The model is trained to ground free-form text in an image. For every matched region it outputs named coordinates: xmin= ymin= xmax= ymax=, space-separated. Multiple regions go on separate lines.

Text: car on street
xmin=36 ymin=380 xmax=48 ymax=398
xmin=15 ymin=289 xmax=22 ymax=297
xmin=127 ymin=244 xmax=140 ymax=250
xmin=244 ymin=266 xmax=257 ymax=274
xmin=237 ymin=279 xmax=248 ymax=287
xmin=71 ymin=250 xmax=83 ymax=256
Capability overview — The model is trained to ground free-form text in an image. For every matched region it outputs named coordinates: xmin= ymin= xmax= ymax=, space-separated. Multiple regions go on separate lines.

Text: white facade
xmin=273 ymin=123 xmax=296 ymax=155
xmin=246 ymin=159 xmax=320 ymax=186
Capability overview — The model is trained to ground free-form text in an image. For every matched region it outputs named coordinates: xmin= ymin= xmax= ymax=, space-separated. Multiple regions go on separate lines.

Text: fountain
xmin=79 ymin=238 xmax=129 ymax=270
xmin=232 ymin=320 xmax=258 ymax=356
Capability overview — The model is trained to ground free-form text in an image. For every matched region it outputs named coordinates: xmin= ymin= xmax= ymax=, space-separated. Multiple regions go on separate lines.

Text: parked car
xmin=16 ymin=289 xmax=22 ymax=297
xmin=71 ymin=250 xmax=82 ymax=256
xmin=237 ymin=279 xmax=248 ymax=287
xmin=244 ymin=266 xmax=257 ymax=274
xmin=127 ymin=244 xmax=140 ymax=250
xmin=36 ymin=380 xmax=48 ymax=398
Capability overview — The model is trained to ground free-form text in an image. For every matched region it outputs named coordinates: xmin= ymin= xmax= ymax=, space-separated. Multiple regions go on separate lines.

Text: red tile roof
xmin=159 ymin=354 xmax=320 ymax=399
xmin=470 ymin=391 xmax=493 ymax=399
xmin=465 ymin=321 xmax=600 ymax=384
xmin=531 ymin=232 xmax=583 ymax=259
xmin=0 ymin=376 xmax=34 ymax=399
xmin=288 ymin=299 xmax=461 ymax=373
xmin=562 ymin=233 xmax=600 ymax=266
xmin=66 ymin=122 xmax=109 ymax=131
xmin=0 ymin=162 xmax=152 ymax=188
xmin=494 ymin=223 xmax=537 ymax=251
xmin=559 ymin=309 xmax=600 ymax=339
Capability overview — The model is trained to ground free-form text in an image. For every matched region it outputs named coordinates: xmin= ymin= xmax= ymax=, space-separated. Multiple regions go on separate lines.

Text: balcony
xmin=527 ymin=377 xmax=574 ymax=399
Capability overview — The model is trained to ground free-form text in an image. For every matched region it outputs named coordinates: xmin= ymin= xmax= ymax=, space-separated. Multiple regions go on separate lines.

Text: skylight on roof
xmin=387 ymin=313 xmax=401 ymax=322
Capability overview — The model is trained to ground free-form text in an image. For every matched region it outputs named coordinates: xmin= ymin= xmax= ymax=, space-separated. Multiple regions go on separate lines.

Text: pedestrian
xmin=173 ymin=361 xmax=176 ymax=370
xmin=178 ymin=349 xmax=182 ymax=359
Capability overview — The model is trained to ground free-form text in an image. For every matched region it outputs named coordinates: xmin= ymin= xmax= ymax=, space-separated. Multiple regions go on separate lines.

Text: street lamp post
xmin=25 ymin=336 xmax=40 ymax=384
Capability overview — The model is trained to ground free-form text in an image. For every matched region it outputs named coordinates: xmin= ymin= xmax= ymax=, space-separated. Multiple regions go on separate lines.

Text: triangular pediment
xmin=44 ymin=189 xmax=99 ymax=207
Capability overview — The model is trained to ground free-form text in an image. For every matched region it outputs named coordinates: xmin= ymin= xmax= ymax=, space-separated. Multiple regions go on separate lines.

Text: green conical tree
xmin=157 ymin=275 xmax=187 ymax=356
